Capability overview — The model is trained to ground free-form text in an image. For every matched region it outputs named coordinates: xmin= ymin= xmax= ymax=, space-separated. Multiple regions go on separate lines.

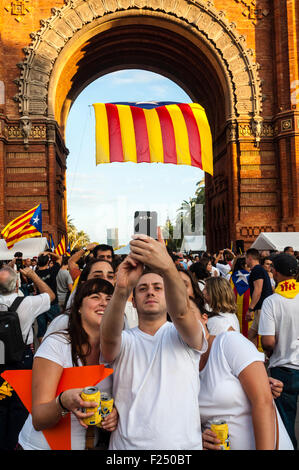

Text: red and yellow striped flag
xmin=93 ymin=103 xmax=213 ymax=175
xmin=55 ymin=236 xmax=67 ymax=256
xmin=1 ymin=204 xmax=42 ymax=249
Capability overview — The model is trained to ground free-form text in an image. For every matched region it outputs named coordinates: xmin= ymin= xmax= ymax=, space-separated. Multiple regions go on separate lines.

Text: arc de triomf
xmin=0 ymin=0 xmax=298 ymax=251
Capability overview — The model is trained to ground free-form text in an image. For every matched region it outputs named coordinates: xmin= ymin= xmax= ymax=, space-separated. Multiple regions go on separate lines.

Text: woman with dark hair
xmin=261 ymin=257 xmax=276 ymax=292
xmin=18 ymin=278 xmax=118 ymax=450
xmin=189 ymin=261 xmax=211 ymax=292
xmin=176 ymin=266 xmax=206 ymax=315
xmin=66 ymin=258 xmax=115 ymax=309
xmin=44 ymin=259 xmax=115 ymax=334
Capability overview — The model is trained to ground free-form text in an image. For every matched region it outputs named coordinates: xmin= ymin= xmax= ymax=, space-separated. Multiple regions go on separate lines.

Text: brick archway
xmin=1 ymin=0 xmax=298 ymax=250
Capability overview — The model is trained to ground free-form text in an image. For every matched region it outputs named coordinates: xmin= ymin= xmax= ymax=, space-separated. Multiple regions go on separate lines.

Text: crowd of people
xmin=0 ymin=235 xmax=298 ymax=451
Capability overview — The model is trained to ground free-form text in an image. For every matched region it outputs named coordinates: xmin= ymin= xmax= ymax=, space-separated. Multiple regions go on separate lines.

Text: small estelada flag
xmin=66 ymin=241 xmax=71 ymax=257
xmin=54 ymin=235 xmax=67 ymax=256
xmin=49 ymin=234 xmax=55 ymax=252
xmin=93 ymin=102 xmax=213 ymax=175
xmin=1 ymin=204 xmax=42 ymax=249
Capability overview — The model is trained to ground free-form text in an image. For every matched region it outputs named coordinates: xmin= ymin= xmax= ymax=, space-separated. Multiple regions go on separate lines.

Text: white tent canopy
xmin=250 ymin=232 xmax=299 ymax=251
xmin=0 ymin=237 xmax=48 ymax=260
xmin=180 ymin=235 xmax=206 ymax=253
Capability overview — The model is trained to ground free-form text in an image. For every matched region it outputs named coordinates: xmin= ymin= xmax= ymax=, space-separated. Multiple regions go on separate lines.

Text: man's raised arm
xmin=100 ymin=256 xmax=143 ymax=363
xmin=129 ymin=228 xmax=204 ymax=351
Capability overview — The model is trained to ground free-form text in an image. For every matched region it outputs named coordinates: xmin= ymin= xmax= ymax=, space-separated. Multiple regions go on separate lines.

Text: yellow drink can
xmin=96 ymin=392 xmax=114 ymax=427
xmin=81 ymin=386 xmax=101 ymax=426
xmin=210 ymin=419 xmax=230 ymax=450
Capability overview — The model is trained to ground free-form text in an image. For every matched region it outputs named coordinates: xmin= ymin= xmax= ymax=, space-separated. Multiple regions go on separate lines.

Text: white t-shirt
xmin=123 ymin=302 xmax=138 ymax=329
xmin=198 ymin=331 xmax=293 ymax=450
xmin=258 ymin=292 xmax=299 ymax=369
xmin=207 ymin=312 xmax=240 ymax=335
xmin=43 ymin=313 xmax=69 ymax=338
xmin=0 ymin=292 xmax=50 ymax=344
xmin=18 ymin=332 xmax=112 ymax=450
xmin=211 ymin=266 xmax=220 ymax=277
xmin=108 ymin=321 xmax=207 ymax=450
xmin=216 ymin=263 xmax=231 ymax=280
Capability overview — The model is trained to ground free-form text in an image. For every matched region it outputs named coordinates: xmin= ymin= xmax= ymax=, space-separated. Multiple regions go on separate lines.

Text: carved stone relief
xmin=13 ymin=0 xmax=263 ymax=144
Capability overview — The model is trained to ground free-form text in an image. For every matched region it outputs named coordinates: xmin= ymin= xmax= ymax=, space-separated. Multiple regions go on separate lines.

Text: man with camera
xmin=0 ymin=265 xmax=55 ymax=450
xmin=100 ymin=228 xmax=207 ymax=449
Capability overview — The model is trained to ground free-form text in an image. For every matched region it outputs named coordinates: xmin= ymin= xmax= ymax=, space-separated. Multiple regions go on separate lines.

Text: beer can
xmin=96 ymin=392 xmax=114 ymax=427
xmin=210 ymin=419 xmax=230 ymax=450
xmin=81 ymin=386 xmax=101 ymax=426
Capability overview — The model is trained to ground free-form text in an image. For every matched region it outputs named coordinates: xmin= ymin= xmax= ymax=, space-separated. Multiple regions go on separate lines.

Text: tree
xmin=162 ymin=178 xmax=206 ymax=251
xmin=176 ymin=178 xmax=205 ymax=236
xmin=67 ymin=215 xmax=90 ymax=251
xmin=162 ymin=217 xmax=181 ymax=251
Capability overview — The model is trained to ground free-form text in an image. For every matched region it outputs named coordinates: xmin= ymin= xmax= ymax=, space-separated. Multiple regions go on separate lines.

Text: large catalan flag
xmin=93 ymin=102 xmax=213 ymax=175
xmin=1 ymin=204 xmax=42 ymax=249
xmin=231 ymin=269 xmax=251 ymax=338
xmin=54 ymin=236 xmax=67 ymax=256
xmin=231 ymin=269 xmax=263 ymax=351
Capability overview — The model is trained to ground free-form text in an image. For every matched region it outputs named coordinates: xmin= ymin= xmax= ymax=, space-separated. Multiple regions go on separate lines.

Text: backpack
xmin=0 ymin=296 xmax=28 ymax=365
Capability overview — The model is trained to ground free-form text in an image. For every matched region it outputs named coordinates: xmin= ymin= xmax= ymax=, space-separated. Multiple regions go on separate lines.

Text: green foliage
xmin=67 ymin=215 xmax=90 ymax=251
xmin=162 ymin=178 xmax=205 ymax=250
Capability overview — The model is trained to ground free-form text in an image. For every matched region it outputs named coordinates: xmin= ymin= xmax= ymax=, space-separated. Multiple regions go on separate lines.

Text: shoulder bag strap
xmin=9 ymin=296 xmax=25 ymax=312
xmin=8 ymin=296 xmax=31 ymax=345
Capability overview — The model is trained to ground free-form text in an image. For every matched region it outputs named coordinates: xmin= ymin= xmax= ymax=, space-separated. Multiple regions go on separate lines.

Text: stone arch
xmin=14 ymin=0 xmax=263 ymax=138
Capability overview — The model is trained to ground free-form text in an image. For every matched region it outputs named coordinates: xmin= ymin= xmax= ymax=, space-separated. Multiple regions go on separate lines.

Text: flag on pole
xmin=1 ymin=204 xmax=42 ymax=250
xmin=54 ymin=236 xmax=67 ymax=256
xmin=49 ymin=234 xmax=55 ymax=252
xmin=93 ymin=102 xmax=213 ymax=175
xmin=66 ymin=241 xmax=71 ymax=256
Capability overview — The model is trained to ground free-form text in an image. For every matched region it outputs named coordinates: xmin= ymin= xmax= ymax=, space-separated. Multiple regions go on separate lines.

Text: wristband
xmin=56 ymin=392 xmax=70 ymax=416
xmin=248 ymin=307 xmax=255 ymax=312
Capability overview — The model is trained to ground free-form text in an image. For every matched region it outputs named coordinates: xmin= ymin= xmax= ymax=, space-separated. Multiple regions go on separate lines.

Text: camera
xmin=14 ymin=252 xmax=23 ymax=271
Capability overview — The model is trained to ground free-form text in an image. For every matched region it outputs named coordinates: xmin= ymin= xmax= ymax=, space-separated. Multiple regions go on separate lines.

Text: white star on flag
xmin=32 ymin=216 xmax=39 ymax=225
xmin=235 ymin=270 xmax=250 ymax=285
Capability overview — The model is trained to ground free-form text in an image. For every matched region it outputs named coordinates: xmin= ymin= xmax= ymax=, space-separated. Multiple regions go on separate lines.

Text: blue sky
xmin=65 ymin=70 xmax=205 ymax=246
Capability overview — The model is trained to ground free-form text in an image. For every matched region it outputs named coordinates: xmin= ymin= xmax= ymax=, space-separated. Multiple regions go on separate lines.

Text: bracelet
xmin=56 ymin=392 xmax=70 ymax=416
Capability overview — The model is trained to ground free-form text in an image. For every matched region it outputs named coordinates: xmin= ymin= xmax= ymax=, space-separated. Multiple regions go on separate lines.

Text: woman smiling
xmin=18 ymin=278 xmax=117 ymax=450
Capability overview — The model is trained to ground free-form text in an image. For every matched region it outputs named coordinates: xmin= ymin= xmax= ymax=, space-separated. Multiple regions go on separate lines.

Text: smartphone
xmin=134 ymin=211 xmax=158 ymax=239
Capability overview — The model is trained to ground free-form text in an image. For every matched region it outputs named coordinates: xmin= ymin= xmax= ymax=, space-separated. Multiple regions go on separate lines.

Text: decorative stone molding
xmin=3 ymin=123 xmax=47 ymax=140
xmin=5 ymin=0 xmax=31 ymax=22
xmin=234 ymin=0 xmax=270 ymax=24
xmin=281 ymin=119 xmax=292 ymax=132
xmin=239 ymin=225 xmax=274 ymax=238
xmin=14 ymin=0 xmax=263 ymax=134
xmin=226 ymin=120 xmax=238 ymax=142
xmin=238 ymin=121 xmax=274 ymax=141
